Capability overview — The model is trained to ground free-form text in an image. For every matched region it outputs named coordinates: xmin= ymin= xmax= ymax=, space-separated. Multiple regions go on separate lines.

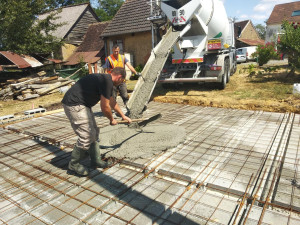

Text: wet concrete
xmin=99 ymin=123 xmax=186 ymax=159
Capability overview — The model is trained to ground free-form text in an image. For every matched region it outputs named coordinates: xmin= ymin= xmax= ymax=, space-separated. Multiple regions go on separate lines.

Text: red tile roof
xmin=267 ymin=1 xmax=300 ymax=25
xmin=65 ymin=22 xmax=109 ymax=65
xmin=101 ymin=0 xmax=151 ymax=37
xmin=77 ymin=22 xmax=109 ymax=52
xmin=48 ymin=58 xmax=63 ymax=64
xmin=238 ymin=38 xmax=265 ymax=46
xmin=64 ymin=51 xmax=104 ymax=65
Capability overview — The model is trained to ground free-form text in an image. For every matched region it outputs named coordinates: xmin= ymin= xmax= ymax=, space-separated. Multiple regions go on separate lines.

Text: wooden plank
xmin=10 ymin=77 xmax=40 ymax=89
xmin=37 ymin=80 xmax=73 ymax=96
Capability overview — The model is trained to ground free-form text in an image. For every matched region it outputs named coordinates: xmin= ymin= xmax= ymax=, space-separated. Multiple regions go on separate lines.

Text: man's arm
xmin=103 ymin=59 xmax=111 ymax=74
xmin=109 ymin=96 xmax=132 ymax=123
xmin=125 ymin=61 xmax=138 ymax=75
xmin=100 ymin=95 xmax=117 ymax=125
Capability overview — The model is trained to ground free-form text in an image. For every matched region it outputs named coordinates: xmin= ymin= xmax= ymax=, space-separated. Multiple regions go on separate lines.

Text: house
xmin=266 ymin=1 xmax=300 ymax=44
xmin=64 ymin=21 xmax=110 ymax=73
xmin=100 ymin=0 xmax=153 ymax=68
xmin=234 ymin=20 xmax=264 ymax=48
xmin=37 ymin=3 xmax=100 ymax=61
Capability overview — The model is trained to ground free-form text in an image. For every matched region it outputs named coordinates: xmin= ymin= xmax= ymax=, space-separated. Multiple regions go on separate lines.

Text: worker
xmin=103 ymin=44 xmax=140 ymax=109
xmin=62 ymin=67 xmax=132 ymax=176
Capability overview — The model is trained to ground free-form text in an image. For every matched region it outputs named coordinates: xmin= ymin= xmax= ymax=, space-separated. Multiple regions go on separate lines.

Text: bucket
xmin=293 ymin=83 xmax=300 ymax=94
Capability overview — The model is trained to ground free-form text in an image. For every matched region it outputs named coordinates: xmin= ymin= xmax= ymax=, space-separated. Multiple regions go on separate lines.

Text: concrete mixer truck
xmin=155 ymin=0 xmax=237 ymax=89
xmin=127 ymin=0 xmax=237 ymax=117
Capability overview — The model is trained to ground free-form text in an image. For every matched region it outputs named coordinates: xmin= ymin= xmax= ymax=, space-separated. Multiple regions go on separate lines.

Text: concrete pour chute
xmin=127 ymin=27 xmax=181 ymax=119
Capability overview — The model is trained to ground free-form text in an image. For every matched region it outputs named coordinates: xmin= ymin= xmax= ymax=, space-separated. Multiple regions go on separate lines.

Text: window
xmin=292 ymin=10 xmax=300 ymax=16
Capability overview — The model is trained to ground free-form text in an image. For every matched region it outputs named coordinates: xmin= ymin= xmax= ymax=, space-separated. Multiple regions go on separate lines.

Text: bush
xmin=135 ymin=64 xmax=144 ymax=73
xmin=131 ymin=64 xmax=144 ymax=80
xmin=278 ymin=20 xmax=300 ymax=75
xmin=252 ymin=43 xmax=279 ymax=66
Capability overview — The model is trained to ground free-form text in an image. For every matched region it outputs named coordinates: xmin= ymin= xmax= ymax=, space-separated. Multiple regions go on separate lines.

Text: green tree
xmin=94 ymin=0 xmax=124 ymax=21
xmin=255 ymin=24 xmax=266 ymax=39
xmin=47 ymin=0 xmax=89 ymax=8
xmin=0 ymin=0 xmax=88 ymax=55
xmin=278 ymin=20 xmax=300 ymax=75
xmin=0 ymin=0 xmax=65 ymax=55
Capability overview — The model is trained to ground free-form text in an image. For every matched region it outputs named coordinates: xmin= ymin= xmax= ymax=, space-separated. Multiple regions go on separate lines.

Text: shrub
xmin=252 ymin=43 xmax=279 ymax=66
xmin=278 ymin=20 xmax=300 ymax=75
xmin=247 ymin=64 xmax=256 ymax=76
xmin=135 ymin=64 xmax=144 ymax=73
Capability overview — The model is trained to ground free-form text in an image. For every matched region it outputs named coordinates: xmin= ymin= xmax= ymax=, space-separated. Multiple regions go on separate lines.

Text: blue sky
xmin=222 ymin=0 xmax=299 ymax=25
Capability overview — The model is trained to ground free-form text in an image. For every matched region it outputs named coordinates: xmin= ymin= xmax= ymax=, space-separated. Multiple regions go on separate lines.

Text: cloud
xmin=239 ymin=14 xmax=249 ymax=19
xmin=254 ymin=0 xmax=296 ymax=12
xmin=251 ymin=14 xmax=269 ymax=22
xmin=254 ymin=3 xmax=273 ymax=12
xmin=251 ymin=0 xmax=297 ymax=24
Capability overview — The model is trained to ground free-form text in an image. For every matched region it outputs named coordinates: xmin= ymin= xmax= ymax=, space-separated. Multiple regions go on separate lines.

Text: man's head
xmin=111 ymin=67 xmax=126 ymax=86
xmin=112 ymin=45 xmax=120 ymax=58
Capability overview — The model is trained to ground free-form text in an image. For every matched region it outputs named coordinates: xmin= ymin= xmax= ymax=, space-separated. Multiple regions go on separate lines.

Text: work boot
xmin=68 ymin=146 xmax=89 ymax=176
xmin=88 ymin=141 xmax=112 ymax=169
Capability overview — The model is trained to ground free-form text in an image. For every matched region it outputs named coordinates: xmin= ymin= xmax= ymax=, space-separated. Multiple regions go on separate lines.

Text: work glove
xmin=136 ymin=72 xmax=142 ymax=76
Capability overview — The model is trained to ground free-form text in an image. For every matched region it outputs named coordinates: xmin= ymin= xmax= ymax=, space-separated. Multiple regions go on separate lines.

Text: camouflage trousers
xmin=63 ymin=104 xmax=99 ymax=150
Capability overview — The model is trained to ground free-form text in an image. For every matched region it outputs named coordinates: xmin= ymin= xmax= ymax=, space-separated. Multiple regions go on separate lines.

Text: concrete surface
xmin=0 ymin=101 xmax=299 ymax=224
xmin=99 ymin=123 xmax=186 ymax=159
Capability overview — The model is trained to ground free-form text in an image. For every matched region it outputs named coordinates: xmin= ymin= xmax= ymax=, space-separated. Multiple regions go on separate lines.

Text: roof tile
xmin=65 ymin=22 xmax=109 ymax=65
xmin=76 ymin=22 xmax=110 ymax=52
xmin=267 ymin=1 xmax=300 ymax=24
xmin=101 ymin=0 xmax=151 ymax=37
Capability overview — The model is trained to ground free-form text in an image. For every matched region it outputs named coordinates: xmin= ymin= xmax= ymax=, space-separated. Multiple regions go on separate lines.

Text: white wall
xmin=265 ymin=24 xmax=281 ymax=44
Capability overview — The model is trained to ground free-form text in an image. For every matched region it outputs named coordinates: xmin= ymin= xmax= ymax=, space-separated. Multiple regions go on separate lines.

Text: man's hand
xmin=136 ymin=72 xmax=142 ymax=76
xmin=122 ymin=116 xmax=132 ymax=124
xmin=110 ymin=118 xmax=118 ymax=125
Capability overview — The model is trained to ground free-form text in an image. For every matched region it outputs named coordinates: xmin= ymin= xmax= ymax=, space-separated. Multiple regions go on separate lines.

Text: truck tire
xmin=218 ymin=58 xmax=229 ymax=89
xmin=226 ymin=58 xmax=231 ymax=83
xmin=232 ymin=61 xmax=237 ymax=75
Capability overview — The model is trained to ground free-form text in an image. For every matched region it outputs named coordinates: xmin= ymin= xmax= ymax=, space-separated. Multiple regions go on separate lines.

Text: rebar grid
xmin=1 ymin=103 xmax=300 ymax=224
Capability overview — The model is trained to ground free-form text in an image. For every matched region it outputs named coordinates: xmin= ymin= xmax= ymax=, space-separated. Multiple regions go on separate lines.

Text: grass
xmin=151 ymin=64 xmax=300 ymax=113
xmin=0 ymin=92 xmax=64 ymax=116
xmin=0 ymin=63 xmax=299 ymax=116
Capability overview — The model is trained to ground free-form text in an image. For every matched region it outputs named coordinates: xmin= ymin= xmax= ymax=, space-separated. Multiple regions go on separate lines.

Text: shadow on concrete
xmin=48 ymin=146 xmax=199 ymax=224
xmin=85 ymin=168 xmax=199 ymax=224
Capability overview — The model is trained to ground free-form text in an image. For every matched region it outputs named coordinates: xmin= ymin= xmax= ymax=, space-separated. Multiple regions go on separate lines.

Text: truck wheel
xmin=232 ymin=61 xmax=237 ymax=75
xmin=226 ymin=59 xmax=230 ymax=83
xmin=218 ymin=58 xmax=229 ymax=89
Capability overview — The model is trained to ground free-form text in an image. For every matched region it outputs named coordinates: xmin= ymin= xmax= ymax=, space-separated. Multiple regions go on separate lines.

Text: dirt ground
xmin=0 ymin=63 xmax=300 ymax=117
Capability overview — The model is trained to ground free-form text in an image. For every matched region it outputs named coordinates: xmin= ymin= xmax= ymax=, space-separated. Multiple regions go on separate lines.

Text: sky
xmin=222 ymin=0 xmax=299 ymax=25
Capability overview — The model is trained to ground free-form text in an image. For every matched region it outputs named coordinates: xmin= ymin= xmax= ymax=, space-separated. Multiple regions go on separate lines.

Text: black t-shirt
xmin=62 ymin=73 xmax=113 ymax=108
